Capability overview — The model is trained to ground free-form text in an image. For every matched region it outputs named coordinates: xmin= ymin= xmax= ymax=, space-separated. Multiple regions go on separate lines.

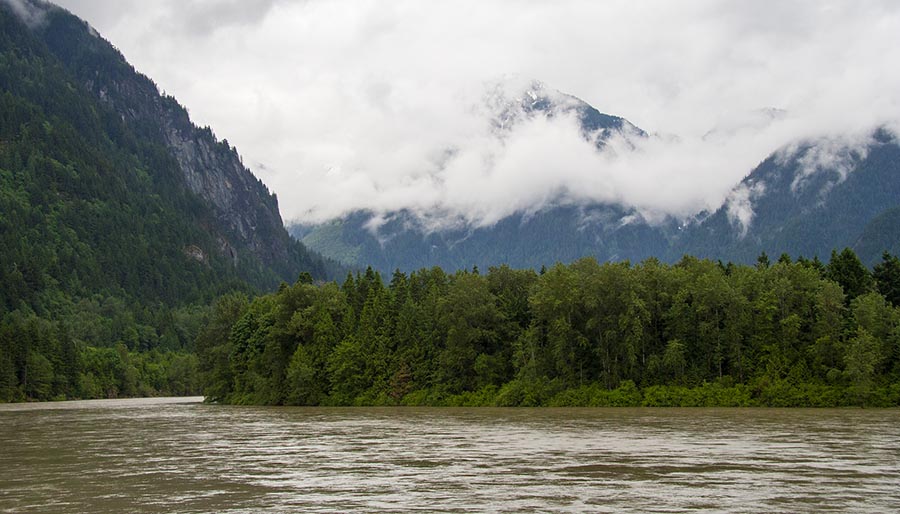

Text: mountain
xmin=853 ymin=207 xmax=900 ymax=266
xmin=484 ymin=80 xmax=645 ymax=147
xmin=674 ymin=129 xmax=900 ymax=265
xmin=290 ymin=83 xmax=667 ymax=273
xmin=292 ymin=205 xmax=673 ymax=273
xmin=295 ymin=109 xmax=900 ymax=274
xmin=0 ymin=0 xmax=339 ymax=401
xmin=0 ymin=0 xmax=337 ymax=311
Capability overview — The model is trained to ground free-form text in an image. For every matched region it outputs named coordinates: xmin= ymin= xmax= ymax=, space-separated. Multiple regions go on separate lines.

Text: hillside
xmin=675 ymin=130 xmax=900 ymax=264
xmin=291 ymin=205 xmax=673 ymax=273
xmin=0 ymin=0 xmax=336 ymax=401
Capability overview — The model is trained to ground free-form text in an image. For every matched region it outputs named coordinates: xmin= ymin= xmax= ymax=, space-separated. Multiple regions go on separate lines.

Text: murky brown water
xmin=1 ymin=398 xmax=899 ymax=513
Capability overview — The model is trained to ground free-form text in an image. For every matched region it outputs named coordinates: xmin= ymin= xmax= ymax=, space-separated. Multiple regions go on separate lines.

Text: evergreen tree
xmin=873 ymin=251 xmax=900 ymax=306
xmin=826 ymin=248 xmax=874 ymax=301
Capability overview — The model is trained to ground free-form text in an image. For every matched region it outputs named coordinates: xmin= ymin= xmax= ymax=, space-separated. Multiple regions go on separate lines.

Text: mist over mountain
xmin=6 ymin=0 xmax=900 ymax=281
xmin=288 ymin=85 xmax=674 ymax=272
xmin=677 ymin=129 xmax=900 ymax=266
xmin=292 ymin=86 xmax=900 ymax=274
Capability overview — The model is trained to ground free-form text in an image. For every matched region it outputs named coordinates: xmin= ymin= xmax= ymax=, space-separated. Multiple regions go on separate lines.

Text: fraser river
xmin=1 ymin=397 xmax=899 ymax=512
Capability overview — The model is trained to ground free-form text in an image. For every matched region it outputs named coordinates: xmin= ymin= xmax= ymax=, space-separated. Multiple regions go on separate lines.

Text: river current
xmin=1 ymin=397 xmax=899 ymax=512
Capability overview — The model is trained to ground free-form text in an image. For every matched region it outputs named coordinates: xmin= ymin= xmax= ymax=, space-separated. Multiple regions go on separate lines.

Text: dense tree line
xmin=0 ymin=294 xmax=203 ymax=402
xmin=198 ymin=250 xmax=900 ymax=407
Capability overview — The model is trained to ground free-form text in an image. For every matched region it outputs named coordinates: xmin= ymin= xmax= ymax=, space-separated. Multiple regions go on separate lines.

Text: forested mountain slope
xmin=674 ymin=130 xmax=900 ymax=265
xmin=0 ymin=0 xmax=336 ymax=401
xmin=291 ymin=205 xmax=673 ymax=274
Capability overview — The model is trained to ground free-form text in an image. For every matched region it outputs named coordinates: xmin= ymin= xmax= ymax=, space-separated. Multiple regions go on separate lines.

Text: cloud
xmin=781 ymin=133 xmax=873 ymax=194
xmin=2 ymin=0 xmax=52 ymax=27
xmin=726 ymin=181 xmax=767 ymax=238
xmin=49 ymin=0 xmax=286 ymax=36
xmin=51 ymin=0 xmax=900 ymax=226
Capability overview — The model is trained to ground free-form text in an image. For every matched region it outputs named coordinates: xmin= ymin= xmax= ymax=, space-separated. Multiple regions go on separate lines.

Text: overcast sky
xmin=51 ymin=0 xmax=900 ymax=226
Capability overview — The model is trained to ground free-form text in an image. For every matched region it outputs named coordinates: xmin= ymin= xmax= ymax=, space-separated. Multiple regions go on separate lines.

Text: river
xmin=1 ymin=397 xmax=899 ymax=512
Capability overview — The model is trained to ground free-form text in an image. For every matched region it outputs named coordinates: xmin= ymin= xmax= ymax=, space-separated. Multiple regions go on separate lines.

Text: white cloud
xmin=2 ymin=0 xmax=51 ymax=27
xmin=780 ymin=133 xmax=873 ymax=194
xmin=726 ymin=181 xmax=766 ymax=238
xmin=51 ymin=0 xmax=900 ymax=226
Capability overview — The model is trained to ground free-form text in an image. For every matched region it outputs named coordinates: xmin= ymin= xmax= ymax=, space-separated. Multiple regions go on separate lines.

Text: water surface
xmin=1 ymin=398 xmax=899 ymax=512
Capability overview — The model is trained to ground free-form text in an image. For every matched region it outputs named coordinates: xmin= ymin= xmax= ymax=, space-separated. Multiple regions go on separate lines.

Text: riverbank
xmin=220 ymin=380 xmax=900 ymax=408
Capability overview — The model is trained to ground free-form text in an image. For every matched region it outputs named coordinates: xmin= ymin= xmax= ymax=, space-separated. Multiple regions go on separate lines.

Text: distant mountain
xmin=484 ymin=79 xmax=645 ymax=148
xmin=290 ymin=83 xmax=666 ymax=273
xmin=0 ymin=0 xmax=338 ymax=311
xmin=674 ymin=129 xmax=900 ymax=265
xmin=294 ymin=96 xmax=900 ymax=273
xmin=853 ymin=207 xmax=900 ymax=266
xmin=292 ymin=205 xmax=673 ymax=273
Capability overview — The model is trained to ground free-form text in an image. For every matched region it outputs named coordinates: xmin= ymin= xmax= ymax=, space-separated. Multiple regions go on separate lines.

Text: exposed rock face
xmin=158 ymin=103 xmax=289 ymax=262
xmin=183 ymin=244 xmax=208 ymax=264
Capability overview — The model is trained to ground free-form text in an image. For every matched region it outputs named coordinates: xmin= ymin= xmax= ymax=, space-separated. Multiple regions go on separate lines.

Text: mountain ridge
xmin=0 ymin=0 xmax=338 ymax=308
xmin=675 ymin=129 xmax=900 ymax=264
xmin=293 ymin=93 xmax=900 ymax=274
xmin=29 ymin=1 xmax=326 ymax=280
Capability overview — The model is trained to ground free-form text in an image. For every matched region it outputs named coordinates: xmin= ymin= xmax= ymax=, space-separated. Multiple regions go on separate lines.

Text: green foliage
xmin=0 ymin=306 xmax=203 ymax=402
xmin=202 ymin=252 xmax=900 ymax=407
xmin=827 ymin=248 xmax=875 ymax=302
xmin=873 ymin=251 xmax=900 ymax=306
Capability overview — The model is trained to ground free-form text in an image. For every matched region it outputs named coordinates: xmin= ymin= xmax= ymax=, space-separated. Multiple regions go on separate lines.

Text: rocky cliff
xmin=25 ymin=0 xmax=316 ymax=278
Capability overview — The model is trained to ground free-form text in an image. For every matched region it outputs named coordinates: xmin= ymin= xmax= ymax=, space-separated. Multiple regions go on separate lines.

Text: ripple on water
xmin=1 ymin=400 xmax=900 ymax=513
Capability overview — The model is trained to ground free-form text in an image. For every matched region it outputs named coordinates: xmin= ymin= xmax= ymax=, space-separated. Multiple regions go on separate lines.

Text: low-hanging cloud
xmin=2 ymin=0 xmax=51 ymax=27
xmin=52 ymin=0 xmax=900 ymax=227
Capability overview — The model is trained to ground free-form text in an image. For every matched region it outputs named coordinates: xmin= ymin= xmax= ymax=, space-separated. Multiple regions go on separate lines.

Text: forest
xmin=196 ymin=249 xmax=900 ymax=408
